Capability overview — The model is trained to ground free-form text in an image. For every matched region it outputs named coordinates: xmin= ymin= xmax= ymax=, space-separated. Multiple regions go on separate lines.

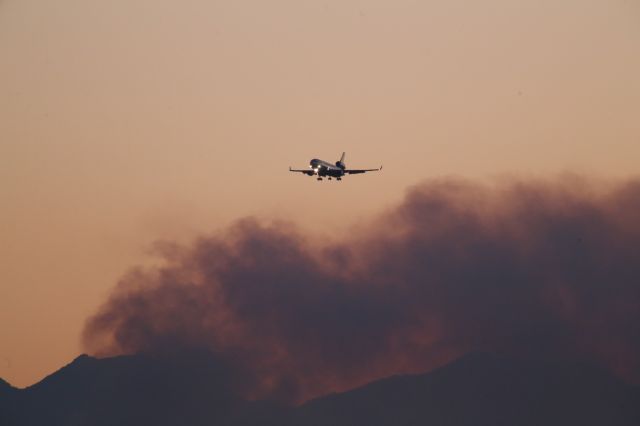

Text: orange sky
xmin=1 ymin=0 xmax=639 ymax=387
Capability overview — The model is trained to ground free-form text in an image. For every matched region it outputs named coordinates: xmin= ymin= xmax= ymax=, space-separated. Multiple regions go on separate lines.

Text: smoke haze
xmin=83 ymin=177 xmax=640 ymax=402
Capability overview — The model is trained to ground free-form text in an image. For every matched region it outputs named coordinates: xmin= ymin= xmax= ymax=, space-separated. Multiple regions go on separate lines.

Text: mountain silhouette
xmin=0 ymin=349 xmax=271 ymax=426
xmin=1 ymin=352 xmax=638 ymax=425
xmin=293 ymin=352 xmax=640 ymax=426
xmin=0 ymin=377 xmax=14 ymax=394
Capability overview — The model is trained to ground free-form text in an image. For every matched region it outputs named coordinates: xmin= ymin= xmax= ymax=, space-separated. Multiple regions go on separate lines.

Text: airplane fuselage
xmin=310 ymin=158 xmax=345 ymax=178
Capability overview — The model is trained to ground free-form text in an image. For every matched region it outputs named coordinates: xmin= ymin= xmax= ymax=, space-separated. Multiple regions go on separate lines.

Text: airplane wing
xmin=289 ymin=167 xmax=314 ymax=175
xmin=344 ymin=165 xmax=383 ymax=175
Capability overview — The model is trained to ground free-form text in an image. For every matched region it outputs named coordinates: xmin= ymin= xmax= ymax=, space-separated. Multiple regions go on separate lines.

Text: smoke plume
xmin=83 ymin=176 xmax=640 ymax=403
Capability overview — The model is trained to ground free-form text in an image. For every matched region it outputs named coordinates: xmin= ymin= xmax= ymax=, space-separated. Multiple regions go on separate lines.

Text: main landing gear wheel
xmin=317 ymin=177 xmax=323 ymax=181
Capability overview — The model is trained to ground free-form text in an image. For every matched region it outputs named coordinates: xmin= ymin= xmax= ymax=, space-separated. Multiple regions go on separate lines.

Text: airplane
xmin=289 ymin=152 xmax=382 ymax=181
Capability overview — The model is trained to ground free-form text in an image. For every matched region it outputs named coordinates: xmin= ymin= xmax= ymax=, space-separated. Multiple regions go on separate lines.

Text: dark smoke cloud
xmin=83 ymin=176 xmax=640 ymax=402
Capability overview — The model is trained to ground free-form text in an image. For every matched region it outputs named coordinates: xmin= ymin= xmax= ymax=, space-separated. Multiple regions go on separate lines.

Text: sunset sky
xmin=1 ymin=0 xmax=639 ymax=388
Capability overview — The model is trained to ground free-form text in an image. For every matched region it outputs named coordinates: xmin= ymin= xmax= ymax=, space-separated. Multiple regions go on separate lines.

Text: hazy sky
xmin=1 ymin=0 xmax=639 ymax=387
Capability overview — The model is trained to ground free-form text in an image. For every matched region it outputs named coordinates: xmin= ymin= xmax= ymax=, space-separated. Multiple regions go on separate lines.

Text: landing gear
xmin=337 ymin=177 xmax=342 ymax=181
xmin=328 ymin=177 xmax=332 ymax=180
xmin=317 ymin=177 xmax=323 ymax=181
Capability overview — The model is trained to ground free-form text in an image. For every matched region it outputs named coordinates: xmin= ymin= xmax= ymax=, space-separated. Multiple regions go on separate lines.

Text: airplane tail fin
xmin=339 ymin=152 xmax=346 ymax=164
xmin=336 ymin=152 xmax=346 ymax=169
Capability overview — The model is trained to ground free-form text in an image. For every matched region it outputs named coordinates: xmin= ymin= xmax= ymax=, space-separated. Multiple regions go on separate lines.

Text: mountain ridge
xmin=1 ymin=351 xmax=638 ymax=426
xmin=294 ymin=352 xmax=639 ymax=426
xmin=0 ymin=377 xmax=14 ymax=393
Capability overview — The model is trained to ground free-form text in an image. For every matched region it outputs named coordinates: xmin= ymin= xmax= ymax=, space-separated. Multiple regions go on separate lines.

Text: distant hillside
xmin=0 ymin=350 xmax=272 ymax=426
xmin=0 ymin=377 xmax=15 ymax=393
xmin=1 ymin=352 xmax=638 ymax=426
xmin=294 ymin=352 xmax=640 ymax=426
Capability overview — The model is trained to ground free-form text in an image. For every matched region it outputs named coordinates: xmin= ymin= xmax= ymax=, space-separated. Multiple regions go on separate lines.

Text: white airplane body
xmin=289 ymin=153 xmax=381 ymax=181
